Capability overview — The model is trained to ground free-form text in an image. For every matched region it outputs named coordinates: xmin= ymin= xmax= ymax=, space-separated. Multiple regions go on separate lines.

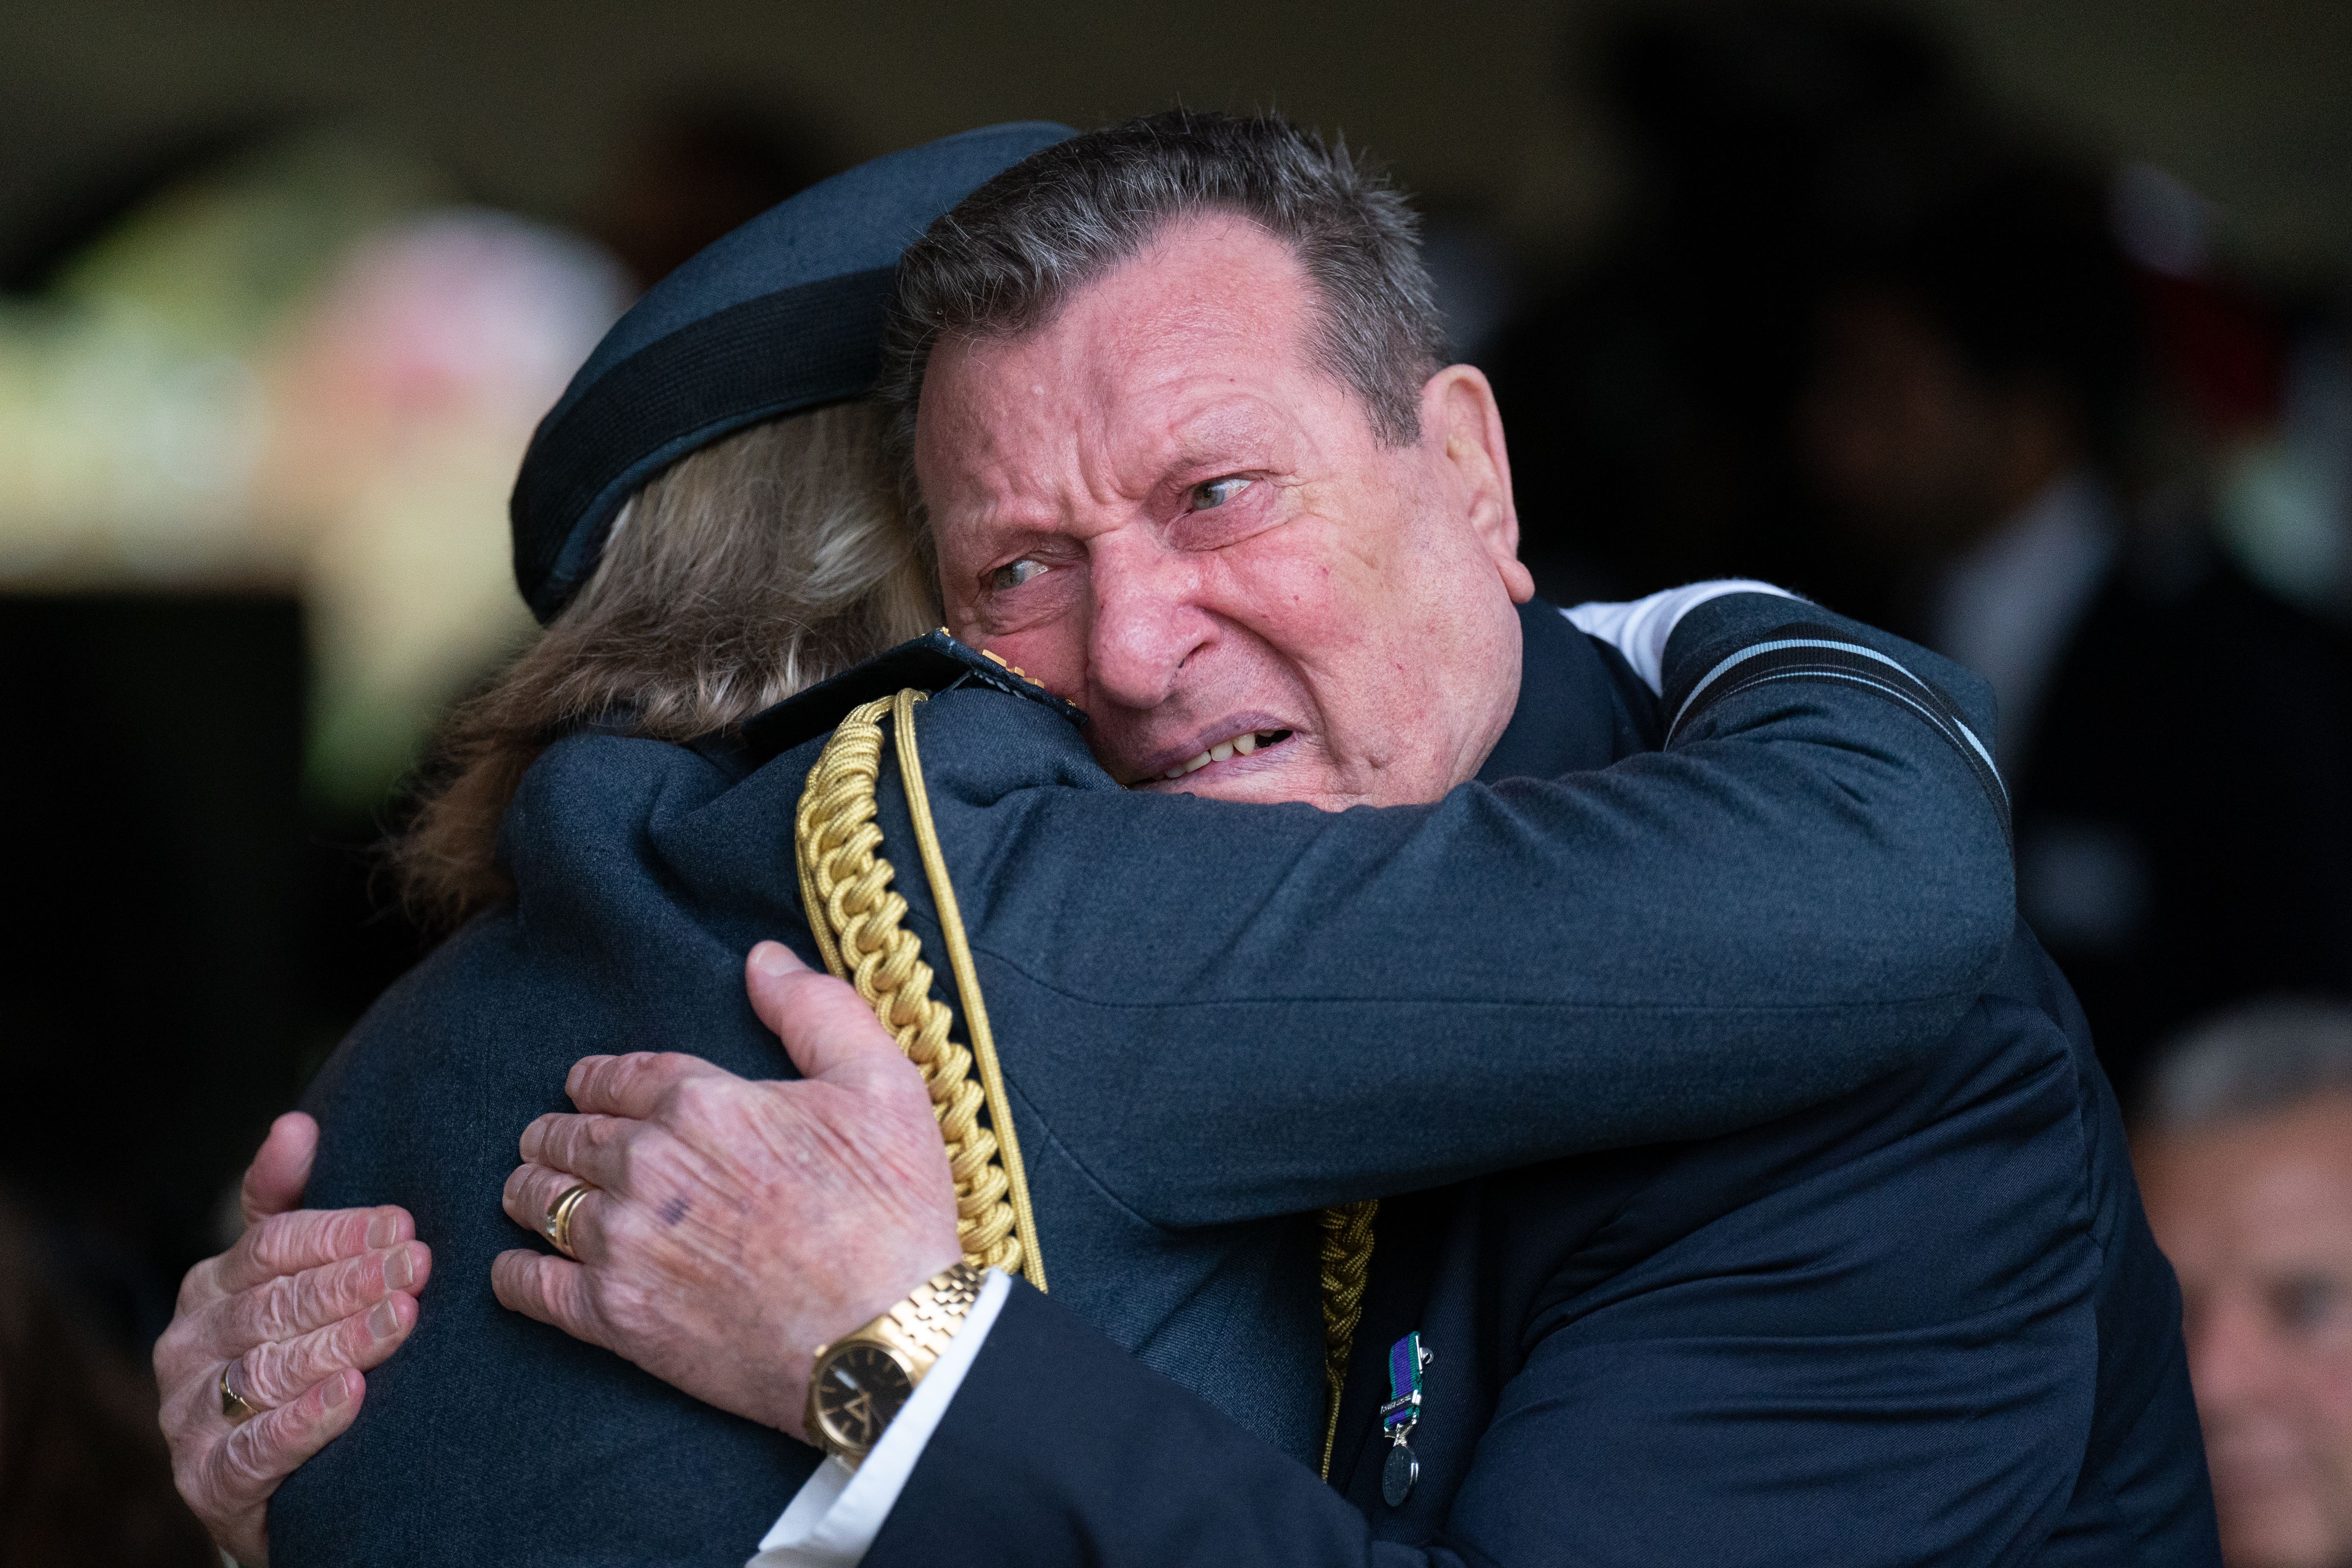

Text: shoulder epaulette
xmin=737 ymin=629 xmax=1087 ymax=766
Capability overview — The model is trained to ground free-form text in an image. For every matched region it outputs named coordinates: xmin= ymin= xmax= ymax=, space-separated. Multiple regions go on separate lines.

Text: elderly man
xmin=2138 ymin=1000 xmax=2352 ymax=1568
xmin=156 ymin=112 xmax=2198 ymax=1567
xmin=453 ymin=112 xmax=2212 ymax=1566
xmin=150 ymin=112 xmax=2019 ymax=1567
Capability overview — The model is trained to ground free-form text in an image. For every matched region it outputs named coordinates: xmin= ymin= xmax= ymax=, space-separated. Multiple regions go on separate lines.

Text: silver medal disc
xmin=1382 ymin=1441 xmax=1419 ymax=1506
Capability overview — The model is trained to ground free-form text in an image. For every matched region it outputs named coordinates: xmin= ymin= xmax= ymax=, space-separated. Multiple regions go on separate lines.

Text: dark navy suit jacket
xmin=854 ymin=614 xmax=2219 ymax=1562
xmin=278 ymin=596 xmax=2056 ymax=1564
xmin=868 ymin=923 xmax=2216 ymax=1565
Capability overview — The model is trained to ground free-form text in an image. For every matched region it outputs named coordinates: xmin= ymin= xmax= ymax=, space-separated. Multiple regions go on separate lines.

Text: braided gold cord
xmin=794 ymin=683 xmax=1361 ymax=1448
xmin=887 ymin=690 xmax=1046 ymax=1293
xmin=1317 ymin=1198 xmax=1379 ymax=1478
xmin=792 ymin=694 xmax=1038 ymax=1282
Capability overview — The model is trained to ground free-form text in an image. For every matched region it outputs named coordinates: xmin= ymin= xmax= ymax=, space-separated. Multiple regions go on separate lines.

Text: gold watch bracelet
xmin=807 ymin=1261 xmax=989 ymax=1459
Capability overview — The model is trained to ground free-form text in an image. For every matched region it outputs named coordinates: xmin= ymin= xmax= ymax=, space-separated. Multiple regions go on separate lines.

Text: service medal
xmin=1377 ymin=1330 xmax=1433 ymax=1506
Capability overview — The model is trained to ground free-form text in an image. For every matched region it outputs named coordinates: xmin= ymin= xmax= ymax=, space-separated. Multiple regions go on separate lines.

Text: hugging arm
xmin=473 ymin=590 xmax=2019 ymax=1562
xmin=913 ymin=591 xmax=2016 ymax=1221
xmin=850 ymin=975 xmax=2099 ymax=1568
xmin=173 ymin=590 xmax=2012 ymax=1561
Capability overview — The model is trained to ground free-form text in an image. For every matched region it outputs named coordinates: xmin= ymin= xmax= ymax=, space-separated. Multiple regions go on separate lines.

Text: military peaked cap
xmin=508 ymin=120 xmax=1074 ymax=624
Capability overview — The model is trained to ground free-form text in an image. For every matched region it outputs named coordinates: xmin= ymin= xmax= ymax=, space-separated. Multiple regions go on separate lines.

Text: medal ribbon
xmin=1381 ymin=1331 xmax=1425 ymax=1438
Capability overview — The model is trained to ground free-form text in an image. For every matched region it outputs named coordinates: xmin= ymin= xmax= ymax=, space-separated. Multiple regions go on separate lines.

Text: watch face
xmin=814 ymin=1344 xmax=915 ymax=1453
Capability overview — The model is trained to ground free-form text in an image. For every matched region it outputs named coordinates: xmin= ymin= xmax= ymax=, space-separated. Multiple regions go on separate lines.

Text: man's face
xmin=2137 ymin=1095 xmax=2352 ymax=1568
xmin=914 ymin=215 xmax=1532 ymax=810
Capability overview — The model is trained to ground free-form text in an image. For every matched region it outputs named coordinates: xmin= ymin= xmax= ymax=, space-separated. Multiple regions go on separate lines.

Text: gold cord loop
xmin=793 ymin=692 xmax=1045 ymax=1287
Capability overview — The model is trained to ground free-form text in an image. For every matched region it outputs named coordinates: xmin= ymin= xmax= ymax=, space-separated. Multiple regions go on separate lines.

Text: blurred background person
xmin=1492 ymin=0 xmax=2352 ymax=1105
xmin=2137 ymin=998 xmax=2352 ymax=1568
xmin=1799 ymin=142 xmax=2352 ymax=1103
xmin=1488 ymin=0 xmax=1964 ymax=603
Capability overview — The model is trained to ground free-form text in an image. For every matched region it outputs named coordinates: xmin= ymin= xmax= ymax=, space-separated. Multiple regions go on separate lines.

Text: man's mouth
xmin=1138 ymin=728 xmax=1294 ymax=784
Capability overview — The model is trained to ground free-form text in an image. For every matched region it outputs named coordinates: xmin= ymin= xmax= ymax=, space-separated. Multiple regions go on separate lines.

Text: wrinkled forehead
xmin=911 ymin=216 xmax=1357 ymax=506
xmin=2141 ymin=1100 xmax=2352 ymax=1252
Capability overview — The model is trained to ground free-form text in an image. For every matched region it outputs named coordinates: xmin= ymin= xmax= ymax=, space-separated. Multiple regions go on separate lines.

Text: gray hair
xmin=2142 ymin=996 xmax=2352 ymax=1128
xmin=879 ymin=108 xmax=1446 ymax=496
xmin=393 ymin=401 xmax=936 ymax=927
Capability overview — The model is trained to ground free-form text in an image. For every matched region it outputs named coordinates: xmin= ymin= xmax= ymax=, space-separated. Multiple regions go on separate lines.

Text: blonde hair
xmin=393 ymin=401 xmax=937 ymax=928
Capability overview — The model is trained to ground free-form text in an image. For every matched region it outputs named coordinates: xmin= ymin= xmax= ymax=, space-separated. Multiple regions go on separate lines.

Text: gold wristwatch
xmin=806 ymin=1261 xmax=989 ymax=1466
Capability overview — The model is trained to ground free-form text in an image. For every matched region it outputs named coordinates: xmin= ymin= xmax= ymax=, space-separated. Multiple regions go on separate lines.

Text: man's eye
xmin=1188 ymin=476 xmax=1251 ymax=511
xmin=990 ymin=559 xmax=1047 ymax=592
xmin=2274 ymin=1274 xmax=2344 ymax=1335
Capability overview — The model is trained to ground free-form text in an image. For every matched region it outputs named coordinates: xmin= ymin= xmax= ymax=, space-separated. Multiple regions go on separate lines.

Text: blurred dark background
xmin=3 ymin=2 xmax=2349 ymax=1557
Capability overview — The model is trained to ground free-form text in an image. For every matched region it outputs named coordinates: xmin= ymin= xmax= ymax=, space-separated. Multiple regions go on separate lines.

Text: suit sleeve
xmin=910 ymin=594 xmax=2018 ymax=1224
xmin=860 ymin=1283 xmax=1404 ymax=1568
xmin=863 ymin=1050 xmax=2101 ymax=1568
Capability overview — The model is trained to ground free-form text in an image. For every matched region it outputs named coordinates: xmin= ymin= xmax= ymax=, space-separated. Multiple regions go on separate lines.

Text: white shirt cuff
xmin=1563 ymin=579 xmax=1797 ymax=695
xmin=748 ymin=1268 xmax=1013 ymax=1568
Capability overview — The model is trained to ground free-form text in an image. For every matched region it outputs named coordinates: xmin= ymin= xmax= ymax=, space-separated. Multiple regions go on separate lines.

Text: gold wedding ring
xmin=545 ymin=1182 xmax=595 ymax=1260
xmin=219 ymin=1362 xmax=259 ymax=1424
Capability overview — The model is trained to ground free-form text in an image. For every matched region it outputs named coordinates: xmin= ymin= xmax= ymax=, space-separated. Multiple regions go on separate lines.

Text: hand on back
xmin=157 ymin=938 xmax=951 ymax=1565
xmin=153 ymin=1112 xmax=428 ymax=1566
xmin=491 ymin=941 xmax=964 ymax=1438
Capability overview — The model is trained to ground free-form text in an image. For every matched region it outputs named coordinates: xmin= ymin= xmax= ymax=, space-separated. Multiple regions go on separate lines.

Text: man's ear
xmin=1422 ymin=365 xmax=1534 ymax=604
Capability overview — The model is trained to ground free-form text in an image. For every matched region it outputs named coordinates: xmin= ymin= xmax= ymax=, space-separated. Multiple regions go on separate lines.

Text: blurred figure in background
xmin=1801 ymin=148 xmax=2352 ymax=1103
xmin=1490 ymin=0 xmax=1963 ymax=603
xmin=1801 ymin=152 xmax=2138 ymax=728
xmin=2138 ymin=999 xmax=2352 ymax=1568
xmin=1497 ymin=0 xmax=2352 ymax=1102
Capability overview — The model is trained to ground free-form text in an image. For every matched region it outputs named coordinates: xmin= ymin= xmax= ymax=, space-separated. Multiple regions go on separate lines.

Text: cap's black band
xmin=509 ymin=266 xmax=897 ymax=622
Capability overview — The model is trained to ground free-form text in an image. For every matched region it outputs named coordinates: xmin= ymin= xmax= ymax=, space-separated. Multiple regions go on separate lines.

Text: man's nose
xmin=1086 ymin=534 xmax=1209 ymax=712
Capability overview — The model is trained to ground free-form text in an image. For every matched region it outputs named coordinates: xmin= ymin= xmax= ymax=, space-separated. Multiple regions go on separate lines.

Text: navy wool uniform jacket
xmin=278 ymin=595 xmax=2037 ymax=1565
xmin=860 ymin=718 xmax=2221 ymax=1549
xmin=868 ymin=924 xmax=2218 ymax=1567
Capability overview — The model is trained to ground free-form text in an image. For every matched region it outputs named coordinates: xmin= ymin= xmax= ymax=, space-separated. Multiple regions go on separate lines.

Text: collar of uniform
xmin=730 ymin=630 xmax=1087 ymax=768
xmin=1474 ymin=598 xmax=1640 ymax=783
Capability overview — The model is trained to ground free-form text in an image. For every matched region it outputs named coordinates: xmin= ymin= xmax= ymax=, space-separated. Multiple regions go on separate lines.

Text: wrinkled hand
xmin=491 ymin=942 xmax=963 ymax=1438
xmin=154 ymin=1112 xmax=430 ymax=1566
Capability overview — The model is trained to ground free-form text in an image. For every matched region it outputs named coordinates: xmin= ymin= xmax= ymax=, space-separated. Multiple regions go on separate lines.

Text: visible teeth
xmin=1152 ymin=731 xmax=1285 ymax=784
